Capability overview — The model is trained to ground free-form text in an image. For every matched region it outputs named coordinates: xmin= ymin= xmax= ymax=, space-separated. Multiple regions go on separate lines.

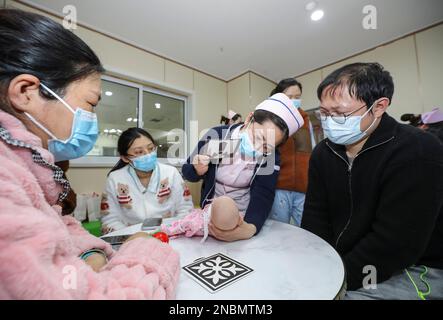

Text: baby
xmin=160 ymin=196 xmax=242 ymax=242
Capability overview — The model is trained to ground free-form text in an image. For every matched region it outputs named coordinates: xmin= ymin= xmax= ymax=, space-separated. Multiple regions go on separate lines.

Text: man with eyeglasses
xmin=301 ymin=63 xmax=443 ymax=300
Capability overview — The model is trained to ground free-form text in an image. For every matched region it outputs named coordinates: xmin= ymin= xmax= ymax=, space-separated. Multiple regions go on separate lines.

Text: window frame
xmin=70 ymin=74 xmax=189 ymax=168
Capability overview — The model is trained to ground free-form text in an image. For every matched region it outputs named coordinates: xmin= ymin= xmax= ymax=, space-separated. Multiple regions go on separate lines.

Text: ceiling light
xmin=105 ymin=91 xmax=113 ymax=96
xmin=110 ymin=129 xmax=116 ymax=133
xmin=104 ymin=129 xmax=109 ymax=133
xmin=311 ymin=9 xmax=324 ymax=21
xmin=155 ymin=103 xmax=161 ymax=109
xmin=126 ymin=117 xmax=133 ymax=122
xmin=133 ymin=118 xmax=138 ymax=122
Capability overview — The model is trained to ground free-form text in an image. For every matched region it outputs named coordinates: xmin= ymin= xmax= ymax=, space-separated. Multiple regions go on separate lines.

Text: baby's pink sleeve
xmin=161 ymin=209 xmax=204 ymax=238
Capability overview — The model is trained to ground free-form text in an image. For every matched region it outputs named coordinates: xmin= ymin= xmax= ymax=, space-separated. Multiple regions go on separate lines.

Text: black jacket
xmin=301 ymin=113 xmax=443 ymax=290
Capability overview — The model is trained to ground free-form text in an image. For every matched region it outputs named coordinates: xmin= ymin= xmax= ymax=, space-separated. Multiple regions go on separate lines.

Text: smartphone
xmin=201 ymin=139 xmax=239 ymax=161
xmin=100 ymin=234 xmax=131 ymax=245
xmin=141 ymin=217 xmax=163 ymax=231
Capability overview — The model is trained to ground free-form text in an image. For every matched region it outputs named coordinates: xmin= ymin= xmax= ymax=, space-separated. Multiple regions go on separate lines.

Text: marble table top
xmin=106 ymin=219 xmax=345 ymax=300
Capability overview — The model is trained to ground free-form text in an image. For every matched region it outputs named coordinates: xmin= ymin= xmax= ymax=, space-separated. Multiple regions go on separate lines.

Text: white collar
xmin=230 ymin=125 xmax=243 ymax=140
xmin=128 ymin=164 xmax=160 ymax=194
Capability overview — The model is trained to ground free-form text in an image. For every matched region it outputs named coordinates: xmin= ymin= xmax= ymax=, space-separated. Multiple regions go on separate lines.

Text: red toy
xmin=152 ymin=231 xmax=169 ymax=243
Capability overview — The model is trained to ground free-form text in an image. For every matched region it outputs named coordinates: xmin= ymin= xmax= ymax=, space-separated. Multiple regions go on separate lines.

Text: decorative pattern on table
xmin=182 ymin=253 xmax=254 ymax=293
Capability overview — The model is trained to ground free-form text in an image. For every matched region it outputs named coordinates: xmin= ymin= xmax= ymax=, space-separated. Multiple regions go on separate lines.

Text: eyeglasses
xmin=314 ymin=104 xmax=368 ymax=124
xmin=127 ymin=146 xmax=157 ymax=159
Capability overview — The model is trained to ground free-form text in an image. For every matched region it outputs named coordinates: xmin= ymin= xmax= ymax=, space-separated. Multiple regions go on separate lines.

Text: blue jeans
xmin=269 ymin=190 xmax=306 ymax=227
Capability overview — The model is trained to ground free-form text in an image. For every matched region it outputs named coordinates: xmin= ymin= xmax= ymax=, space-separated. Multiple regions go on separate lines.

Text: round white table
xmin=106 ymin=220 xmax=345 ymax=300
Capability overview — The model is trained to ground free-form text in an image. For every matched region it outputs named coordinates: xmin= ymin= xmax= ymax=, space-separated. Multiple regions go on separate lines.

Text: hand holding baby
xmin=208 ymin=196 xmax=256 ymax=242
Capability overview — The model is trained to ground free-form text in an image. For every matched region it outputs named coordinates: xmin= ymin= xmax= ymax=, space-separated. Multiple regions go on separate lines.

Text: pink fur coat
xmin=0 ymin=110 xmax=180 ymax=299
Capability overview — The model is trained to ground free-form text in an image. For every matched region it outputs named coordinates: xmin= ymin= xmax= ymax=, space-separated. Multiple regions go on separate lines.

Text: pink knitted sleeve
xmin=61 ymin=215 xmax=114 ymax=258
xmin=0 ymin=167 xmax=180 ymax=299
xmin=96 ymin=238 xmax=181 ymax=299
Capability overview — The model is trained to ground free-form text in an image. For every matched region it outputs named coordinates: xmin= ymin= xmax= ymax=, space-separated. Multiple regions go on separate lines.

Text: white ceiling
xmin=23 ymin=0 xmax=443 ymax=82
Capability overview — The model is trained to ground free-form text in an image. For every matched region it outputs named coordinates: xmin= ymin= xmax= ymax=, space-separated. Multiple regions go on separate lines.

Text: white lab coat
xmin=102 ymin=163 xmax=193 ymax=231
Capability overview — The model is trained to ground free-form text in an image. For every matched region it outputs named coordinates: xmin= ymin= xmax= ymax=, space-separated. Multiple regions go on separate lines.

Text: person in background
xmin=420 ymin=108 xmax=443 ymax=143
xmin=220 ymin=110 xmax=242 ymax=126
xmin=400 ymin=113 xmax=423 ymax=127
xmin=400 ymin=108 xmax=443 ymax=143
xmin=183 ymin=93 xmax=304 ymax=242
xmin=0 ymin=9 xmax=179 ymax=299
xmin=301 ymin=62 xmax=443 ymax=299
xmin=268 ymin=78 xmax=315 ymax=226
xmin=102 ymin=127 xmax=193 ymax=233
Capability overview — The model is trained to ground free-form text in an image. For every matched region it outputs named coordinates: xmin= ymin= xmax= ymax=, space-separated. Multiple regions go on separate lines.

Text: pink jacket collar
xmin=0 ymin=109 xmax=62 ymax=205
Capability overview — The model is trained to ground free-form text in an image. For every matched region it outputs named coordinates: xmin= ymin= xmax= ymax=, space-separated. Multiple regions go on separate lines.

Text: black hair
xmin=232 ymin=113 xmax=242 ymax=122
xmin=401 ymin=113 xmax=423 ymax=127
xmin=0 ymin=9 xmax=104 ymax=113
xmin=108 ymin=127 xmax=156 ymax=175
xmin=252 ymin=109 xmax=289 ymax=146
xmin=271 ymin=78 xmax=303 ymax=96
xmin=220 ymin=113 xmax=242 ymax=125
xmin=220 ymin=115 xmax=229 ymax=125
xmin=317 ymin=62 xmax=394 ymax=109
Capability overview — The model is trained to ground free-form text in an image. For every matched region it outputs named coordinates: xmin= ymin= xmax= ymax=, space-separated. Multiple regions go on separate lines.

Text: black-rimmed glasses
xmin=314 ymin=104 xmax=368 ymax=124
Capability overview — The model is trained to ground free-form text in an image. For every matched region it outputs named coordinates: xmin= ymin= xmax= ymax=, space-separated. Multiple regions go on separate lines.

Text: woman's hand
xmin=84 ymin=253 xmax=108 ymax=272
xmin=192 ymin=154 xmax=210 ymax=176
xmin=208 ymin=218 xmax=256 ymax=242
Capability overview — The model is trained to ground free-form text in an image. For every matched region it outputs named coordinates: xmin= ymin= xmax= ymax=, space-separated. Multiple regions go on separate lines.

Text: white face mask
xmin=321 ymin=102 xmax=378 ymax=145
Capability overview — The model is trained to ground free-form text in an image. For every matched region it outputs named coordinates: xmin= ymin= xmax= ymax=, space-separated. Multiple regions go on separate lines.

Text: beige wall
xmin=416 ymin=23 xmax=443 ymax=113
xmin=297 ymin=70 xmax=323 ymax=111
xmin=250 ymin=73 xmax=277 ymax=109
xmin=227 ymin=72 xmax=276 ymax=118
xmin=294 ymin=23 xmax=443 ymax=120
xmin=66 ymin=168 xmax=110 ymax=195
xmin=193 ymin=71 xmax=227 ymax=132
xmin=227 ymin=73 xmax=250 ymax=118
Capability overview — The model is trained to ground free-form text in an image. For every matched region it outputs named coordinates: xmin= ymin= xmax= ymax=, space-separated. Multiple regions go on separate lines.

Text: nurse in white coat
xmin=101 ymin=127 xmax=193 ymax=233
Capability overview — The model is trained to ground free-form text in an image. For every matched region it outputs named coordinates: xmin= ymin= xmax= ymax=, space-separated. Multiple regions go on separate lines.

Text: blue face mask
xmin=239 ymin=121 xmax=263 ymax=158
xmin=25 ymin=83 xmax=98 ymax=162
xmin=131 ymin=151 xmax=157 ymax=172
xmin=292 ymin=99 xmax=302 ymax=109
xmin=321 ymin=103 xmax=378 ymax=145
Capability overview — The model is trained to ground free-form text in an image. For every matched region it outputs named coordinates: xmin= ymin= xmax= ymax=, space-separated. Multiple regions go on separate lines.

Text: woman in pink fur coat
xmin=0 ymin=9 xmax=180 ymax=299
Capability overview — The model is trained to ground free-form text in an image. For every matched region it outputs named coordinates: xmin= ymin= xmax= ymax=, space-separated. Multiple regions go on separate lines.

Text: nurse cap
xmin=227 ymin=110 xmax=238 ymax=120
xmin=255 ymin=93 xmax=304 ymax=136
xmin=421 ymin=108 xmax=443 ymax=125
